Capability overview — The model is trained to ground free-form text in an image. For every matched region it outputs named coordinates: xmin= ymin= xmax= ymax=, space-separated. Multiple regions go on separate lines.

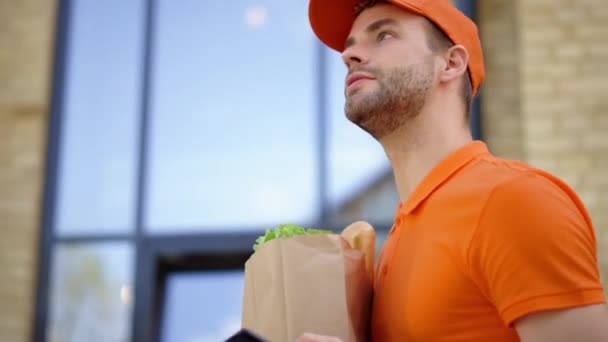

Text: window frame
xmin=33 ymin=0 xmax=480 ymax=341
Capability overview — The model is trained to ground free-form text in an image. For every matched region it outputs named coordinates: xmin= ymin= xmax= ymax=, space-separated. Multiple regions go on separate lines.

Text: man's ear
xmin=439 ymin=45 xmax=468 ymax=83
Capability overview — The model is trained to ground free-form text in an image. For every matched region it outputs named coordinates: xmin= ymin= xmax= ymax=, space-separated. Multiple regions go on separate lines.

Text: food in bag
xmin=241 ymin=222 xmax=375 ymax=342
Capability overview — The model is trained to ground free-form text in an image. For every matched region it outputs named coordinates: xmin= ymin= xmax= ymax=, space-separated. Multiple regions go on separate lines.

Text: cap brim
xmin=308 ymin=0 xmax=360 ymax=52
xmin=309 ymin=0 xmax=427 ymax=52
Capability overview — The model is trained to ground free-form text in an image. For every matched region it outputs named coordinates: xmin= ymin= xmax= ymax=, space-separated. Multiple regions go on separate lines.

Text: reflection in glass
xmin=47 ymin=243 xmax=134 ymax=342
xmin=55 ymin=0 xmax=144 ymax=234
xmin=146 ymin=0 xmax=318 ymax=231
xmin=161 ymin=271 xmax=244 ymax=342
xmin=326 ymin=48 xmax=397 ymax=225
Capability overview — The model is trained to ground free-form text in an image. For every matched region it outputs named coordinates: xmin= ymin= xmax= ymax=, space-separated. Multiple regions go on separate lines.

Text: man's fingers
xmin=295 ymin=333 xmax=343 ymax=342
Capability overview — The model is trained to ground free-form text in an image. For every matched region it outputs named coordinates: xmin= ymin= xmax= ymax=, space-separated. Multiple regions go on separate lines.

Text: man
xmin=297 ymin=0 xmax=608 ymax=341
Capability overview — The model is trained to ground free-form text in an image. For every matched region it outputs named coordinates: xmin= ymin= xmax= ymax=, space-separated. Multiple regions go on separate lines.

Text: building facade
xmin=1 ymin=0 xmax=607 ymax=341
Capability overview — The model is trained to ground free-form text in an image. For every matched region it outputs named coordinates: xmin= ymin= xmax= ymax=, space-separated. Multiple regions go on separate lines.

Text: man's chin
xmin=344 ymin=110 xmax=360 ymax=125
xmin=349 ymin=114 xmax=380 ymax=139
xmin=345 ymin=107 xmax=372 ymax=129
xmin=345 ymin=93 xmax=370 ymax=116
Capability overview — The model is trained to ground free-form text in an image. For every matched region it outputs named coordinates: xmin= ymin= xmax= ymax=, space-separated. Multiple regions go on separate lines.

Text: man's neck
xmin=379 ymin=106 xmax=473 ymax=204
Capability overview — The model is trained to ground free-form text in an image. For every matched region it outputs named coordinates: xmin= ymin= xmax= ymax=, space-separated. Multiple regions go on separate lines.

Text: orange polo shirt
xmin=371 ymin=141 xmax=606 ymax=341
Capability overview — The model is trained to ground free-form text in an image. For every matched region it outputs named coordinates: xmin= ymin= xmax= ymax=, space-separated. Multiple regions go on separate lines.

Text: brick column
xmin=0 ymin=1 xmax=56 ymax=341
xmin=520 ymin=0 xmax=608 ymax=282
xmin=480 ymin=0 xmax=608 ymax=285
xmin=478 ymin=0 xmax=525 ymax=161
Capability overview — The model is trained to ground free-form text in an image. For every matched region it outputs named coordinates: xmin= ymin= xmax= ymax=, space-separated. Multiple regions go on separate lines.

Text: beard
xmin=344 ymin=60 xmax=434 ymax=140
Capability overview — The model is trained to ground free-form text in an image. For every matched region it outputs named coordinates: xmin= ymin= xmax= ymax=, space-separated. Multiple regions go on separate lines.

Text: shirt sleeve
xmin=467 ymin=172 xmax=606 ymax=327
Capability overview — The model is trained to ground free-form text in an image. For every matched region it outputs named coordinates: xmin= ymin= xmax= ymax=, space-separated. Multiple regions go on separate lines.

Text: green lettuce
xmin=253 ymin=224 xmax=332 ymax=252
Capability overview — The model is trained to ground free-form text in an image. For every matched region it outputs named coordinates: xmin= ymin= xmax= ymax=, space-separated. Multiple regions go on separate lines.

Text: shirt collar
xmin=398 ymin=140 xmax=490 ymax=217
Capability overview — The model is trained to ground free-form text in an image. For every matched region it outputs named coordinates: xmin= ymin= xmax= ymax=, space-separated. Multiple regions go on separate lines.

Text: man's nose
xmin=341 ymin=44 xmax=368 ymax=69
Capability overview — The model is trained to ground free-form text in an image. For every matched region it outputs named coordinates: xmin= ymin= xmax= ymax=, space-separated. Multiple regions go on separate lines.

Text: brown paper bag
xmin=241 ymin=234 xmax=372 ymax=342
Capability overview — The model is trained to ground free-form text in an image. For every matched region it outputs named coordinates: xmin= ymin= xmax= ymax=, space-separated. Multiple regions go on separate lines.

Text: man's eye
xmin=378 ymin=32 xmax=394 ymax=41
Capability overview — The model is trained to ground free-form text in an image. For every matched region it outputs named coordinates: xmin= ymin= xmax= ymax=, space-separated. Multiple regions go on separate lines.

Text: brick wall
xmin=480 ymin=0 xmax=608 ymax=285
xmin=0 ymin=1 xmax=56 ymax=341
xmin=478 ymin=0 xmax=525 ymax=161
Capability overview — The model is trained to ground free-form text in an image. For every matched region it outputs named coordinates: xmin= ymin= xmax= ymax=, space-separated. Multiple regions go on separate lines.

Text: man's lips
xmin=346 ymin=72 xmax=376 ymax=89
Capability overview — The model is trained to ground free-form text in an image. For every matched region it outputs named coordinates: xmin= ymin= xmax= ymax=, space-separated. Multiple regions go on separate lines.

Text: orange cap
xmin=308 ymin=0 xmax=485 ymax=96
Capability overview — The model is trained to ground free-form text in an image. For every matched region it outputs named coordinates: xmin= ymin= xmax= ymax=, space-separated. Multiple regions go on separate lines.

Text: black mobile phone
xmin=224 ymin=328 xmax=268 ymax=342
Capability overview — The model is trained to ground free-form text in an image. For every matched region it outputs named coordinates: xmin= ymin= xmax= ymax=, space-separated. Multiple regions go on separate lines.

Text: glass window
xmin=47 ymin=242 xmax=135 ymax=342
xmin=55 ymin=0 xmax=144 ymax=235
xmin=160 ymin=271 xmax=244 ymax=342
xmin=146 ymin=0 xmax=318 ymax=231
xmin=326 ymin=48 xmax=397 ymax=225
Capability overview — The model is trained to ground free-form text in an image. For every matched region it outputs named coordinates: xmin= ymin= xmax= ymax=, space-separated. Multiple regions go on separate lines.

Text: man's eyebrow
xmin=344 ymin=18 xmax=399 ymax=50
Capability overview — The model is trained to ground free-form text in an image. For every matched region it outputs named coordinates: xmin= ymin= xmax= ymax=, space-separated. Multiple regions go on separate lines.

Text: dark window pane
xmin=161 ymin=271 xmax=244 ymax=342
xmin=47 ymin=242 xmax=135 ymax=342
xmin=55 ymin=0 xmax=144 ymax=234
xmin=326 ymin=49 xmax=398 ymax=225
xmin=146 ymin=1 xmax=318 ymax=231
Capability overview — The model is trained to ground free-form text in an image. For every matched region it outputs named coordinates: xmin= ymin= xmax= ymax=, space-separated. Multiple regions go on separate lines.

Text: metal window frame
xmin=135 ymin=232 xmax=258 ymax=342
xmin=33 ymin=0 xmax=479 ymax=341
xmin=33 ymin=0 xmax=71 ymax=339
xmin=457 ymin=0 xmax=483 ymax=141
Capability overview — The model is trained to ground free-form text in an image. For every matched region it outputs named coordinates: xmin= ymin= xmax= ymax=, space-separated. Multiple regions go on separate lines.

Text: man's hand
xmin=295 ymin=333 xmax=343 ymax=342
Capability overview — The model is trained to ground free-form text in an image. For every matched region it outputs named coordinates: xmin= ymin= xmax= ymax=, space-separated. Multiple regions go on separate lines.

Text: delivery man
xmin=297 ymin=0 xmax=608 ymax=341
